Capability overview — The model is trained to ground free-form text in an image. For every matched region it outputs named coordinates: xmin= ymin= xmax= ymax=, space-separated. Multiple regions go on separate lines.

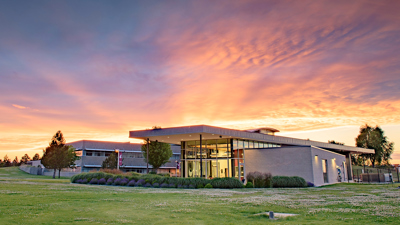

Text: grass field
xmin=0 ymin=167 xmax=399 ymax=224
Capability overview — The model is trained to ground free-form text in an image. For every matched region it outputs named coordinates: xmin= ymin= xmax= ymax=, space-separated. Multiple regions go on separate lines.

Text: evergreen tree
xmin=3 ymin=155 xmax=11 ymax=167
xmin=12 ymin=156 xmax=19 ymax=166
xmin=41 ymin=131 xmax=79 ymax=178
xmin=101 ymin=152 xmax=118 ymax=169
xmin=21 ymin=154 xmax=31 ymax=164
xmin=32 ymin=153 xmax=41 ymax=161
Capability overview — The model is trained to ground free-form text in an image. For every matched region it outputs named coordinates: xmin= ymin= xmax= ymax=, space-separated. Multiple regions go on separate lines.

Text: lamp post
xmin=146 ymin=138 xmax=149 ymax=174
xmin=115 ymin=149 xmax=120 ymax=170
xmin=200 ymin=134 xmax=202 ymax=178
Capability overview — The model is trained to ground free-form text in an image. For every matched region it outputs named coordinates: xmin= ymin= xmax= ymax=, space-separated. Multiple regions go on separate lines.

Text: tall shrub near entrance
xmin=246 ymin=171 xmax=272 ymax=188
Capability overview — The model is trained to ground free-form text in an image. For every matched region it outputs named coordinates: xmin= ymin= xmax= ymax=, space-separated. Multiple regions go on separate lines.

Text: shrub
xmin=139 ymin=174 xmax=163 ymax=185
xmin=113 ymin=178 xmax=122 ymax=185
xmin=99 ymin=168 xmax=125 ymax=175
xmin=144 ymin=183 xmax=152 ymax=187
xmin=188 ymin=184 xmax=195 ymax=189
xmin=210 ymin=178 xmax=243 ymax=189
xmin=204 ymin=183 xmax=213 ymax=188
xmin=272 ymin=176 xmax=307 ymax=188
xmin=183 ymin=185 xmax=189 ymax=189
xmin=106 ymin=178 xmax=114 ymax=185
xmin=177 ymin=184 xmax=183 ymax=189
xmin=98 ymin=178 xmax=106 ymax=185
xmin=161 ymin=183 xmax=169 ymax=188
xmin=76 ymin=179 xmax=83 ymax=184
xmin=153 ymin=183 xmax=160 ymax=188
xmin=131 ymin=172 xmax=141 ymax=177
xmin=81 ymin=179 xmax=88 ymax=184
xmin=136 ymin=179 xmax=145 ymax=185
xmin=149 ymin=171 xmax=157 ymax=174
xmin=168 ymin=183 xmax=176 ymax=188
xmin=246 ymin=171 xmax=272 ymax=188
xmin=128 ymin=180 xmax=136 ymax=186
xmin=187 ymin=178 xmax=210 ymax=188
xmin=89 ymin=178 xmax=98 ymax=185
xmin=120 ymin=178 xmax=129 ymax=186
xmin=307 ymin=181 xmax=315 ymax=187
xmin=71 ymin=173 xmax=87 ymax=183
xmin=158 ymin=173 xmax=170 ymax=177
xmin=245 ymin=182 xmax=254 ymax=188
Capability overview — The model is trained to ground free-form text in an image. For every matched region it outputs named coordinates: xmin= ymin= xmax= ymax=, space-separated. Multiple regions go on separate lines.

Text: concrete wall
xmin=310 ymin=147 xmax=346 ymax=186
xmin=245 ymin=146 xmax=314 ymax=183
xmin=244 ymin=146 xmax=347 ymax=186
xmin=19 ymin=165 xmax=80 ymax=177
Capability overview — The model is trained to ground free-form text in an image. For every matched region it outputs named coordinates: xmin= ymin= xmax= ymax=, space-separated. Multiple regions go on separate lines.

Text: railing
xmin=353 ymin=168 xmax=400 ymax=183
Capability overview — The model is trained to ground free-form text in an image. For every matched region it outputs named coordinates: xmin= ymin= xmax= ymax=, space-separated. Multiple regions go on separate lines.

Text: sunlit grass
xmin=0 ymin=167 xmax=399 ymax=224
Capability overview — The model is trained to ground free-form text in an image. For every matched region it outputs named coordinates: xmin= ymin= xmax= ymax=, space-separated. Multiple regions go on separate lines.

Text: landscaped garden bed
xmin=71 ymin=172 xmax=244 ymax=189
xmin=71 ymin=171 xmax=308 ymax=189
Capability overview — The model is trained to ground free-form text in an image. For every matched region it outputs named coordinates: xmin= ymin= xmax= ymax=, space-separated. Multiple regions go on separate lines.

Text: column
xmin=345 ymin=153 xmax=353 ymax=181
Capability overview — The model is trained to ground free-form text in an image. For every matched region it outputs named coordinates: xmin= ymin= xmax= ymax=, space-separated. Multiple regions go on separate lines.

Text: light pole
xmin=116 ymin=149 xmax=120 ymax=170
xmin=146 ymin=138 xmax=149 ymax=174
xmin=200 ymin=134 xmax=202 ymax=178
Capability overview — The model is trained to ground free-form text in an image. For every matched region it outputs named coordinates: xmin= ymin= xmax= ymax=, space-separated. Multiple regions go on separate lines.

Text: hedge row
xmin=72 ymin=172 xmax=308 ymax=189
xmin=271 ymin=176 xmax=307 ymax=188
xmin=71 ymin=172 xmax=243 ymax=189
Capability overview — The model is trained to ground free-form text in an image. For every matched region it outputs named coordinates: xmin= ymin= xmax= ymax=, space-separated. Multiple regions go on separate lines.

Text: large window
xmin=181 ymin=138 xmax=281 ymax=179
xmin=322 ymin=159 xmax=328 ymax=183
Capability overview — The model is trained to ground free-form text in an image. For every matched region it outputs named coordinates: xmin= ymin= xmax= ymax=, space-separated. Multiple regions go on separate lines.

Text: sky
xmin=0 ymin=0 xmax=399 ymax=163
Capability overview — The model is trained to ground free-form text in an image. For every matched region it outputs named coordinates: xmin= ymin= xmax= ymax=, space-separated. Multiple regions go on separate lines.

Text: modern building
xmin=129 ymin=125 xmax=374 ymax=186
xmin=69 ymin=140 xmax=181 ymax=175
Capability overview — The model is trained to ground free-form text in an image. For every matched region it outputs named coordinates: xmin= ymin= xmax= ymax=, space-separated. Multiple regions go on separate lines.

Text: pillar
xmin=345 ymin=153 xmax=353 ymax=181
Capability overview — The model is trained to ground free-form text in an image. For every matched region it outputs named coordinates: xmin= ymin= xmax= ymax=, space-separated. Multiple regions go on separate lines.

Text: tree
xmin=32 ymin=153 xmax=41 ymax=161
xmin=55 ymin=145 xmax=79 ymax=178
xmin=12 ymin=156 xmax=19 ymax=166
xmin=41 ymin=131 xmax=79 ymax=178
xmin=3 ymin=155 xmax=11 ymax=167
xmin=328 ymin=140 xmax=344 ymax=145
xmin=101 ymin=152 xmax=118 ymax=169
xmin=21 ymin=154 xmax=31 ymax=164
xmin=356 ymin=124 xmax=394 ymax=167
xmin=41 ymin=145 xmax=59 ymax=178
xmin=141 ymin=140 xmax=172 ymax=173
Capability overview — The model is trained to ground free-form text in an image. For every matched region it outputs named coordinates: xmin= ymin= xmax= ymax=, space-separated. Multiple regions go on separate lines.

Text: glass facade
xmin=180 ymin=138 xmax=281 ymax=180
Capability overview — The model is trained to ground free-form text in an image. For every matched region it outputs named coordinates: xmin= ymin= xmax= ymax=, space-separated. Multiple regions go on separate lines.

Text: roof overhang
xmin=129 ymin=125 xmax=374 ymax=154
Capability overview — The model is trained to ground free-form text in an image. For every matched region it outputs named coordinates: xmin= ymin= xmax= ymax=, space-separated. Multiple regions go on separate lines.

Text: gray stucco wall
xmin=244 ymin=146 xmax=347 ymax=186
xmin=310 ymin=147 xmax=346 ymax=186
xmin=245 ymin=146 xmax=314 ymax=183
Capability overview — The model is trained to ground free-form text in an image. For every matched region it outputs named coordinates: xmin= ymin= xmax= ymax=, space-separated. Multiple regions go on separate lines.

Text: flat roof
xmin=129 ymin=125 xmax=374 ymax=154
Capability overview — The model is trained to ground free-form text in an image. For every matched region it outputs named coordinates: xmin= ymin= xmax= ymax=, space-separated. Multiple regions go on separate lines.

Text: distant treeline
xmin=0 ymin=153 xmax=41 ymax=167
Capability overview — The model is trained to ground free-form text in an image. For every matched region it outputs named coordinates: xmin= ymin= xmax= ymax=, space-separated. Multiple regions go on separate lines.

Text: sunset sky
xmin=1 ymin=1 xmax=399 ymax=163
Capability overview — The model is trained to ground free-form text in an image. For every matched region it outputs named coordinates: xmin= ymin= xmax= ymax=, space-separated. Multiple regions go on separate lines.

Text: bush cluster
xmin=72 ymin=171 xmax=309 ymax=189
xmin=246 ymin=171 xmax=272 ymax=188
xmin=272 ymin=176 xmax=307 ymax=188
xmin=71 ymin=172 xmax=244 ymax=189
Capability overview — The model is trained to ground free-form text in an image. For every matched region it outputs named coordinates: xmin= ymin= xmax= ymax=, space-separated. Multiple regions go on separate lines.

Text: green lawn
xmin=0 ymin=167 xmax=399 ymax=224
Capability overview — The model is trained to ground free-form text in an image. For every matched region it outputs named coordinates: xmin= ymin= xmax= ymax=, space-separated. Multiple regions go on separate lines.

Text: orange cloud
xmin=12 ymin=104 xmax=27 ymax=109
